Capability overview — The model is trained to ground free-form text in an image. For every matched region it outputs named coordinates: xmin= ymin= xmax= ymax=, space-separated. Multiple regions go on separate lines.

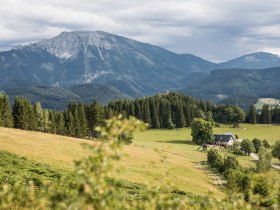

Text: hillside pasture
xmin=255 ymin=98 xmax=280 ymax=110
xmin=0 ymin=124 xmax=279 ymax=198
xmin=0 ymin=127 xmax=224 ymax=197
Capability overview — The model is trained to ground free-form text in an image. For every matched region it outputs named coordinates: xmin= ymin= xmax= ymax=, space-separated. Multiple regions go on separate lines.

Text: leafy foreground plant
xmin=1 ymin=116 xmax=279 ymax=209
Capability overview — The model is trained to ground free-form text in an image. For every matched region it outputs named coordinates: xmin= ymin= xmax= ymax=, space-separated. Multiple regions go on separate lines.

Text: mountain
xmin=1 ymin=83 xmax=128 ymax=110
xmin=0 ymin=31 xmax=215 ymax=99
xmin=181 ymin=67 xmax=280 ymax=109
xmin=218 ymin=52 xmax=280 ymax=69
xmin=1 ymin=31 xmax=280 ymax=108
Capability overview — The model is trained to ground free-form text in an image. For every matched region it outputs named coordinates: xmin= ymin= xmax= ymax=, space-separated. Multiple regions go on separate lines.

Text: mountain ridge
xmin=0 ymin=31 xmax=217 ymax=97
xmin=1 ymin=31 xmax=280 ymax=109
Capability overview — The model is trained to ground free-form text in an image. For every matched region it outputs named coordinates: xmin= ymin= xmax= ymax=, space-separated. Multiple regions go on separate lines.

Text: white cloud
xmin=0 ymin=0 xmax=280 ymax=61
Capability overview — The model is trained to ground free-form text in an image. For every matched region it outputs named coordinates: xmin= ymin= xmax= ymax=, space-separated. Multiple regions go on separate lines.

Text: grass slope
xmin=0 ymin=124 xmax=279 ymax=197
xmin=0 ymin=127 xmax=223 ymax=197
xmin=255 ymin=98 xmax=280 ymax=110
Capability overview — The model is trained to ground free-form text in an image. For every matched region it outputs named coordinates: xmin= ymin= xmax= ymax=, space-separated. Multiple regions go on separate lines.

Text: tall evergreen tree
xmin=77 ymin=103 xmax=88 ymax=138
xmin=142 ymin=100 xmax=151 ymax=125
xmin=172 ymin=102 xmax=185 ymax=128
xmin=56 ymin=112 xmax=65 ymax=135
xmin=183 ymin=104 xmax=192 ymax=127
xmin=247 ymin=104 xmax=257 ymax=124
xmin=149 ymin=99 xmax=160 ymax=129
xmin=271 ymin=106 xmax=280 ymax=123
xmin=64 ymin=110 xmax=75 ymax=137
xmin=73 ymin=107 xmax=82 ymax=138
xmin=43 ymin=110 xmax=50 ymax=132
xmin=0 ymin=94 xmax=13 ymax=127
xmin=206 ymin=111 xmax=214 ymax=124
xmin=49 ymin=111 xmax=57 ymax=134
xmin=86 ymin=101 xmax=104 ymax=138
xmin=13 ymin=97 xmax=33 ymax=130
xmin=260 ymin=104 xmax=271 ymax=124
xmin=160 ymin=100 xmax=173 ymax=128
xmin=34 ymin=102 xmax=44 ymax=131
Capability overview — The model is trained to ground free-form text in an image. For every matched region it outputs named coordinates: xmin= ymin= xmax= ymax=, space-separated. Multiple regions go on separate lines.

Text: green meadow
xmin=0 ymin=123 xmax=279 ymax=198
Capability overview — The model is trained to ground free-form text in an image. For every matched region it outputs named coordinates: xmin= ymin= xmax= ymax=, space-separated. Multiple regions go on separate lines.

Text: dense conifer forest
xmin=0 ymin=92 xmax=279 ymax=139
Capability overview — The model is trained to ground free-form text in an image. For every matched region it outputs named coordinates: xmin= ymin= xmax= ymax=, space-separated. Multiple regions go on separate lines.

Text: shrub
xmin=262 ymin=140 xmax=270 ymax=149
xmin=225 ymin=169 xmax=251 ymax=193
xmin=223 ymin=156 xmax=240 ymax=172
xmin=252 ymin=138 xmax=262 ymax=153
xmin=256 ymin=149 xmax=272 ymax=172
xmin=231 ymin=141 xmax=244 ymax=156
xmin=207 ymin=149 xmax=223 ymax=169
xmin=240 ymin=139 xmax=255 ymax=155
xmin=272 ymin=141 xmax=280 ymax=161
xmin=253 ymin=176 xmax=270 ymax=197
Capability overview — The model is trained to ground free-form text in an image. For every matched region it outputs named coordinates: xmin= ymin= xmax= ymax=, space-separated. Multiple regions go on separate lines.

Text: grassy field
xmin=0 ymin=123 xmax=279 ymax=198
xmin=0 ymin=127 xmax=223 ymax=197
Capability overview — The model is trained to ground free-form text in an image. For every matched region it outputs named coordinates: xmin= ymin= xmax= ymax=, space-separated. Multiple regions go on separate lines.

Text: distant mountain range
xmin=181 ymin=67 xmax=280 ymax=109
xmin=1 ymin=31 xmax=280 ymax=109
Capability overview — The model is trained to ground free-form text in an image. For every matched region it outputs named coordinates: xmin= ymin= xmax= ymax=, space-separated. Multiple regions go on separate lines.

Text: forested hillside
xmin=1 ymin=92 xmax=279 ymax=140
xmin=182 ymin=67 xmax=280 ymax=109
xmin=1 ymin=83 xmax=128 ymax=109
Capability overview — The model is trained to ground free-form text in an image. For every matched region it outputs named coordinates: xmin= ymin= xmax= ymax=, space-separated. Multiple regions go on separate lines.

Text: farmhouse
xmin=213 ymin=132 xmax=236 ymax=146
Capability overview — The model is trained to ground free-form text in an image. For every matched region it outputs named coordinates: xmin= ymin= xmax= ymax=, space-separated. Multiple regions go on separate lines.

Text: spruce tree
xmin=173 ymin=102 xmax=185 ymax=128
xmin=260 ymin=104 xmax=271 ymax=124
xmin=64 ymin=110 xmax=75 ymax=137
xmin=77 ymin=103 xmax=88 ymax=138
xmin=73 ymin=107 xmax=82 ymax=138
xmin=183 ymin=104 xmax=192 ymax=127
xmin=43 ymin=110 xmax=50 ymax=132
xmin=27 ymin=101 xmax=37 ymax=130
xmin=149 ymin=99 xmax=160 ymax=129
xmin=134 ymin=100 xmax=142 ymax=120
xmin=86 ymin=101 xmax=104 ymax=138
xmin=13 ymin=97 xmax=30 ymax=130
xmin=0 ymin=94 xmax=13 ymax=127
xmin=142 ymin=100 xmax=151 ymax=125
xmin=34 ymin=102 xmax=44 ymax=131
xmin=206 ymin=111 xmax=214 ymax=124
xmin=104 ymin=107 xmax=114 ymax=119
xmin=247 ymin=104 xmax=257 ymax=124
xmin=160 ymin=100 xmax=172 ymax=128
xmin=49 ymin=111 xmax=57 ymax=134
xmin=56 ymin=112 xmax=65 ymax=135
xmin=271 ymin=106 xmax=280 ymax=123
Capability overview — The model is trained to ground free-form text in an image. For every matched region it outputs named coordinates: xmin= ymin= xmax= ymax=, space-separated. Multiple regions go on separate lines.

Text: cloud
xmin=1 ymin=0 xmax=280 ymax=61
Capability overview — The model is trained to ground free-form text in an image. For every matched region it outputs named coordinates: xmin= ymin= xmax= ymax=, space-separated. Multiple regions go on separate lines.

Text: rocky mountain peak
xmin=34 ymin=31 xmax=114 ymax=59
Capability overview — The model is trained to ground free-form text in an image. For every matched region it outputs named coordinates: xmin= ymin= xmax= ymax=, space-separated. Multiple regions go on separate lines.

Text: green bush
xmin=225 ymin=169 xmax=251 ymax=193
xmin=223 ymin=156 xmax=240 ymax=172
xmin=272 ymin=140 xmax=280 ymax=161
xmin=241 ymin=139 xmax=255 ymax=155
xmin=262 ymin=140 xmax=270 ymax=149
xmin=252 ymin=138 xmax=262 ymax=153
xmin=256 ymin=149 xmax=272 ymax=172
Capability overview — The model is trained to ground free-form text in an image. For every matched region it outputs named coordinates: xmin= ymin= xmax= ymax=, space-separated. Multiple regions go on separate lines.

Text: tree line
xmin=246 ymin=103 xmax=280 ymax=124
xmin=1 ymin=92 xmax=279 ymax=139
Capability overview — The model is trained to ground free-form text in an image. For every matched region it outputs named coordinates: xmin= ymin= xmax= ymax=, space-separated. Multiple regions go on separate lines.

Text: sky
xmin=1 ymin=0 xmax=280 ymax=62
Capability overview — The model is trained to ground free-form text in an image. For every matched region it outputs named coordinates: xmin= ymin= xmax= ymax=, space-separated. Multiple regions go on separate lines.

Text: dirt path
xmin=250 ymin=153 xmax=280 ymax=171
xmin=196 ymin=161 xmax=226 ymax=188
